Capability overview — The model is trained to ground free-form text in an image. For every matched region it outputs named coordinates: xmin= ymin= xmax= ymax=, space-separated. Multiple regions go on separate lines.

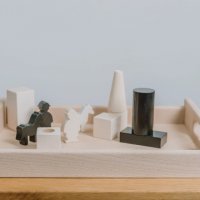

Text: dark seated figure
xmin=38 ymin=101 xmax=53 ymax=127
xmin=16 ymin=101 xmax=53 ymax=146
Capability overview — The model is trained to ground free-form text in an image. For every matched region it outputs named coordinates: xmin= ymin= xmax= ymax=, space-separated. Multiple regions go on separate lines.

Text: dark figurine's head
xmin=38 ymin=101 xmax=50 ymax=112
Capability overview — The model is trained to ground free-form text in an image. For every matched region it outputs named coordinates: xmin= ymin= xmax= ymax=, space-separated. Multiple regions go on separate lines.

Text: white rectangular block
xmin=37 ymin=127 xmax=61 ymax=150
xmin=7 ymin=87 xmax=35 ymax=131
xmin=93 ymin=113 xmax=121 ymax=140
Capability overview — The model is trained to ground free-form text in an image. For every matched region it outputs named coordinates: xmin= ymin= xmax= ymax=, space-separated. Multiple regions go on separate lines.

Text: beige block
xmin=7 ymin=87 xmax=35 ymax=130
xmin=93 ymin=113 xmax=121 ymax=140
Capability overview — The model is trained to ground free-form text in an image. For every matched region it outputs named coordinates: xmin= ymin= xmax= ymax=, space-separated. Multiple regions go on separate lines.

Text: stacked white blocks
xmin=37 ymin=127 xmax=61 ymax=150
xmin=93 ymin=70 xmax=127 ymax=140
xmin=7 ymin=87 xmax=35 ymax=131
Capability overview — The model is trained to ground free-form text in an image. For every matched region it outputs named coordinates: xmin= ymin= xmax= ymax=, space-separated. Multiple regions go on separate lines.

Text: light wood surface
xmin=1 ymin=178 xmax=200 ymax=200
xmin=0 ymin=99 xmax=200 ymax=177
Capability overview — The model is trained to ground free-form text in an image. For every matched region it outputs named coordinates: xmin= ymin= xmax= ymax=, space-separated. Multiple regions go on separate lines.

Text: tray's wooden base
xmin=1 ymin=178 xmax=200 ymax=200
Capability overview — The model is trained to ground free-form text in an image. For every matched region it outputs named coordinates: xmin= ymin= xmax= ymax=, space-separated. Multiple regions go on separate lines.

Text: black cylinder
xmin=132 ymin=88 xmax=155 ymax=136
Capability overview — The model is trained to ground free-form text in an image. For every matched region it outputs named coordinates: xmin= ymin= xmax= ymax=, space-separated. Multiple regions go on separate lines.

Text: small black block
xmin=120 ymin=127 xmax=167 ymax=148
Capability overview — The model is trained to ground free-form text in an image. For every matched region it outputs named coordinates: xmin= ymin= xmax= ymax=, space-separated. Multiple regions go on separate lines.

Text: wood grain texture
xmin=1 ymin=178 xmax=200 ymax=200
xmin=1 ymin=149 xmax=200 ymax=177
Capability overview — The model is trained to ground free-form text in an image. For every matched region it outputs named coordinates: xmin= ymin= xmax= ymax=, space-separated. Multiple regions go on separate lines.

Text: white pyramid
xmin=108 ymin=70 xmax=127 ymax=113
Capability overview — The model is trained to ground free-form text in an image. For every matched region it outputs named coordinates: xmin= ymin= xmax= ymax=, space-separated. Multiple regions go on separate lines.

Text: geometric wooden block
xmin=120 ymin=127 xmax=167 ymax=148
xmin=93 ymin=112 xmax=121 ymax=140
xmin=108 ymin=110 xmax=128 ymax=131
xmin=7 ymin=87 xmax=35 ymax=131
xmin=37 ymin=127 xmax=61 ymax=150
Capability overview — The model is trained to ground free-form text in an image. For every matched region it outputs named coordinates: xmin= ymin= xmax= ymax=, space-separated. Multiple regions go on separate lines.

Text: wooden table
xmin=0 ymin=178 xmax=200 ymax=200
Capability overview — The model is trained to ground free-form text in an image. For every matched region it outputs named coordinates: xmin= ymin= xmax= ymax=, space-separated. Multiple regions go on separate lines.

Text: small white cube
xmin=7 ymin=87 xmax=35 ymax=130
xmin=108 ymin=110 xmax=128 ymax=131
xmin=93 ymin=112 xmax=121 ymax=140
xmin=37 ymin=127 xmax=61 ymax=150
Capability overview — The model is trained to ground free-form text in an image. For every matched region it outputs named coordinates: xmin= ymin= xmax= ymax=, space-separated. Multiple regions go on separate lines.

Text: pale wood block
xmin=37 ymin=127 xmax=61 ymax=150
xmin=93 ymin=113 xmax=121 ymax=140
xmin=0 ymin=102 xmax=4 ymax=133
xmin=7 ymin=88 xmax=35 ymax=130
xmin=184 ymin=98 xmax=200 ymax=148
xmin=0 ymin=98 xmax=6 ymax=126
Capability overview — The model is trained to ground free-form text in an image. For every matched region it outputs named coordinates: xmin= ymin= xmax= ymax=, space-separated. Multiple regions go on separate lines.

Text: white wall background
xmin=0 ymin=0 xmax=200 ymax=107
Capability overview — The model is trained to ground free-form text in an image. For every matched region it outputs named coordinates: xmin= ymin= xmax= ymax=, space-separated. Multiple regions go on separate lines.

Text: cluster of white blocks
xmin=6 ymin=69 xmax=127 ymax=148
xmin=7 ymin=87 xmax=61 ymax=150
xmin=93 ymin=70 xmax=128 ymax=140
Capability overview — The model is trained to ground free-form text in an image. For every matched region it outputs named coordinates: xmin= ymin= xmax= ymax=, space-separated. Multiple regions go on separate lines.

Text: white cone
xmin=108 ymin=70 xmax=127 ymax=113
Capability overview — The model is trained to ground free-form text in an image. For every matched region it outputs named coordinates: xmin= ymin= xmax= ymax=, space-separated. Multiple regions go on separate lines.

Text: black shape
xmin=120 ymin=88 xmax=167 ymax=148
xmin=38 ymin=101 xmax=53 ymax=127
xmin=120 ymin=127 xmax=167 ymax=148
xmin=133 ymin=88 xmax=155 ymax=136
xmin=16 ymin=112 xmax=44 ymax=146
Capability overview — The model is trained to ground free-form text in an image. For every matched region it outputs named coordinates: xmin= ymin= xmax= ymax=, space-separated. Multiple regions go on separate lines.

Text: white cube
xmin=37 ymin=127 xmax=61 ymax=150
xmin=93 ymin=112 xmax=121 ymax=140
xmin=108 ymin=110 xmax=128 ymax=131
xmin=7 ymin=87 xmax=35 ymax=131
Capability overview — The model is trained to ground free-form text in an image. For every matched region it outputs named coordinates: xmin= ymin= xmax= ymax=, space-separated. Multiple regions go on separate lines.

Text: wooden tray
xmin=0 ymin=98 xmax=200 ymax=177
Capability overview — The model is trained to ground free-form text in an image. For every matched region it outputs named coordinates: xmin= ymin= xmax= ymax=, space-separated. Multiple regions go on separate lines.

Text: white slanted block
xmin=7 ymin=87 xmax=35 ymax=131
xmin=93 ymin=113 xmax=121 ymax=140
xmin=108 ymin=70 xmax=127 ymax=113
xmin=37 ymin=127 xmax=61 ymax=150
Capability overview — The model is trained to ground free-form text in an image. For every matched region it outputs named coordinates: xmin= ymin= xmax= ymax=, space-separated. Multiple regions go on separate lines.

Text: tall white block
xmin=37 ymin=127 xmax=61 ymax=150
xmin=108 ymin=70 xmax=127 ymax=113
xmin=7 ymin=87 xmax=35 ymax=131
xmin=93 ymin=113 xmax=121 ymax=140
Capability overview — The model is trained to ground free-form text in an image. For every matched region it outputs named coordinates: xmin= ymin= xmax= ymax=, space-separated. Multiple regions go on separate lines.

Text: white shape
xmin=109 ymin=110 xmax=128 ymax=131
xmin=63 ymin=108 xmax=80 ymax=143
xmin=7 ymin=87 xmax=35 ymax=131
xmin=93 ymin=112 xmax=121 ymax=140
xmin=108 ymin=70 xmax=127 ymax=113
xmin=76 ymin=104 xmax=94 ymax=132
xmin=37 ymin=127 xmax=61 ymax=150
xmin=61 ymin=104 xmax=94 ymax=133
